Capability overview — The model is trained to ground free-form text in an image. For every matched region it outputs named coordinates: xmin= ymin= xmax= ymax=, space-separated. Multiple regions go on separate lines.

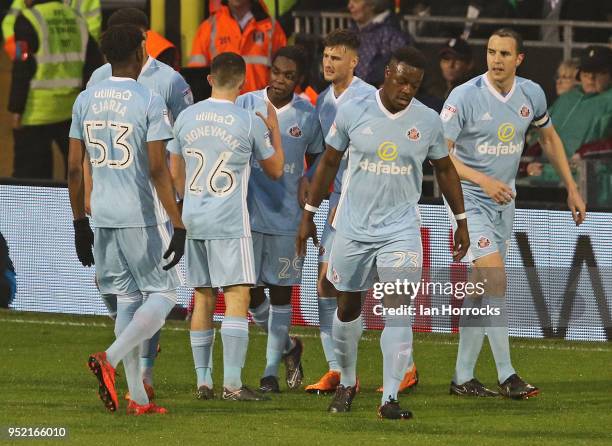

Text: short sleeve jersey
xmin=326 ymin=91 xmax=448 ymax=242
xmin=167 ymin=98 xmax=275 ymax=240
xmin=70 ymin=77 xmax=174 ymax=228
xmin=88 ymin=57 xmax=194 ymax=123
xmin=441 ymin=73 xmax=551 ymax=208
xmin=237 ymin=89 xmax=324 ymax=235
xmin=316 ymin=76 xmax=376 ymax=194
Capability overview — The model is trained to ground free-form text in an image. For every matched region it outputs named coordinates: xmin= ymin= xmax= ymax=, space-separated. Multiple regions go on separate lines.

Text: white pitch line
xmin=1 ymin=317 xmax=610 ymax=353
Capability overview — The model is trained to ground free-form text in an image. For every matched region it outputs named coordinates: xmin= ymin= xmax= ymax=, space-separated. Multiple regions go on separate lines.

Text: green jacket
xmin=535 ymin=86 xmax=612 ymax=186
xmin=549 ymin=86 xmax=612 ymax=157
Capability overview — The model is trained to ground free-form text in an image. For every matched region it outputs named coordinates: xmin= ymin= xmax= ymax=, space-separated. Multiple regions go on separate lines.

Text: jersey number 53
xmin=84 ymin=120 xmax=135 ymax=169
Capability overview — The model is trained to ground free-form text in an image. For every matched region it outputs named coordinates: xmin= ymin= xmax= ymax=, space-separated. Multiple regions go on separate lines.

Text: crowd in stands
xmin=0 ymin=0 xmax=610 ymax=206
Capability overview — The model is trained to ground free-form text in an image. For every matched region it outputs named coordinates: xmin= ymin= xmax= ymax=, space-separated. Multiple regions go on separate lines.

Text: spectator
xmin=529 ymin=46 xmax=612 ymax=185
xmin=189 ymin=0 xmax=287 ymax=93
xmin=2 ymin=0 xmax=101 ymax=60
xmin=427 ymin=37 xmax=474 ymax=103
xmin=348 ymin=0 xmax=412 ymax=88
xmin=8 ymin=0 xmax=103 ymax=179
xmin=209 ymin=0 xmax=299 ymax=36
xmin=554 ymin=58 xmax=579 ymax=97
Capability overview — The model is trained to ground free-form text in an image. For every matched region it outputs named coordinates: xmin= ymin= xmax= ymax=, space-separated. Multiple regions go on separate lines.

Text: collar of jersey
xmin=140 ymin=56 xmax=154 ymax=75
xmin=109 ymin=76 xmax=137 ymax=82
xmin=263 ymin=88 xmax=294 ymax=115
xmin=482 ymin=72 xmax=516 ymax=103
xmin=375 ymin=89 xmax=411 ymax=120
xmin=332 ymin=76 xmax=360 ymax=104
xmin=207 ymin=98 xmax=234 ymax=104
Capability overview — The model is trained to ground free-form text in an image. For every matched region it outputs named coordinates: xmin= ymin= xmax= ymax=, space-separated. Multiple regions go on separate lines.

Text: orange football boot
xmin=376 ymin=365 xmax=419 ymax=393
xmin=126 ymin=400 xmax=167 ymax=415
xmin=87 ymin=352 xmax=118 ymax=412
xmin=305 ymin=370 xmax=340 ymax=394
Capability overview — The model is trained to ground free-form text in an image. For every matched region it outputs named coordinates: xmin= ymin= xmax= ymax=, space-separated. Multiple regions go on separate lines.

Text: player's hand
xmin=163 ymin=227 xmax=186 ymax=270
xmin=452 ymin=220 xmax=470 ymax=262
xmin=73 ymin=217 xmax=94 ymax=267
xmin=296 ymin=213 xmax=318 ymax=258
xmin=256 ymin=101 xmax=279 ymax=134
xmin=481 ymin=176 xmax=514 ymax=205
xmin=526 ymin=162 xmax=542 ymax=177
xmin=298 ymin=176 xmax=310 ymax=208
xmin=567 ymin=187 xmax=586 ymax=226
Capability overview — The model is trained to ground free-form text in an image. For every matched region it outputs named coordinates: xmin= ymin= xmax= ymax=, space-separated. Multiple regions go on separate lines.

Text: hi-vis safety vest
xmin=188 ymin=5 xmax=287 ymax=93
xmin=2 ymin=0 xmax=100 ymax=60
xmin=21 ymin=2 xmax=88 ymax=126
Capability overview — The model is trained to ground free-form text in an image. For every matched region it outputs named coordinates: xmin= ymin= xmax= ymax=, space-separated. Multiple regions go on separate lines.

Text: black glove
xmin=73 ymin=217 xmax=94 ymax=267
xmin=163 ymin=227 xmax=186 ymax=270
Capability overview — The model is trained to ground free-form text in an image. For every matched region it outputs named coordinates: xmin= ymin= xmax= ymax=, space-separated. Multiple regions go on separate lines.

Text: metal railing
xmin=293 ymin=12 xmax=612 ymax=60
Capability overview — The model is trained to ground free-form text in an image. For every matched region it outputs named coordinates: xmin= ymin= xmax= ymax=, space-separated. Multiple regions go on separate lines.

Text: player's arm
xmin=447 ymin=139 xmax=514 ymax=205
xmin=148 ymin=140 xmax=186 ymax=270
xmin=67 ymin=136 xmax=95 ymax=267
xmin=169 ymin=153 xmax=185 ymax=200
xmin=148 ymin=140 xmax=184 ymax=229
xmin=255 ymin=101 xmax=284 ymax=179
xmin=83 ymin=153 xmax=92 ymax=215
xmin=298 ymin=153 xmax=320 ymax=207
xmin=295 ymin=145 xmax=343 ymax=257
xmin=430 ymin=155 xmax=470 ymax=261
xmin=68 ymin=137 xmax=87 ymax=221
xmin=537 ymin=125 xmax=586 ymax=225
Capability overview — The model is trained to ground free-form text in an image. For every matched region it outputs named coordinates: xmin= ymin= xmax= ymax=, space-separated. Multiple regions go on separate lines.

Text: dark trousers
xmin=12 ymin=120 xmax=70 ymax=179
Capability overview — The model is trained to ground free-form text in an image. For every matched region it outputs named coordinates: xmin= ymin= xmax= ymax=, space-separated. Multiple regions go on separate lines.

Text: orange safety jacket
xmin=146 ymin=30 xmax=178 ymax=69
xmin=188 ymin=5 xmax=287 ymax=93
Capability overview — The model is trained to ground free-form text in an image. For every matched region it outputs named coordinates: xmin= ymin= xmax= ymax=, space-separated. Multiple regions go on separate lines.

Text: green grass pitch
xmin=1 ymin=309 xmax=611 ymax=446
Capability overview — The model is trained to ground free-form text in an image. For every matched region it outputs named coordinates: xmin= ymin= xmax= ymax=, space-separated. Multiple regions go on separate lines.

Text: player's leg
xmin=87 ymin=227 xmax=134 ymax=412
xmin=259 ymin=285 xmax=292 ymax=392
xmin=488 ymin=204 xmax=539 ymax=399
xmin=305 ymin=221 xmax=341 ymax=394
xmin=325 ymin=233 xmax=375 ymax=413
xmin=374 ymin=235 xmax=421 ymax=420
xmin=449 ymin=202 xmax=498 ymax=397
xmin=191 ymin=287 xmax=216 ymax=400
xmin=258 ymin=234 xmax=303 ymax=392
xmin=113 ymin=291 xmax=147 ymax=406
xmin=106 ymin=225 xmax=181 ymax=413
xmin=222 ymin=284 xmax=268 ymax=400
xmin=248 ymin=232 xmax=270 ymax=331
xmin=207 ymin=237 xmax=266 ymax=401
xmin=184 ymin=238 xmax=216 ymax=399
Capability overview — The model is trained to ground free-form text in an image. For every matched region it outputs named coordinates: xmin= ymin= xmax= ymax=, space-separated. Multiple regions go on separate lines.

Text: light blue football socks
xmin=332 ymin=312 xmax=363 ymax=387
xmin=220 ymin=316 xmax=249 ymax=390
xmin=191 ymin=329 xmax=215 ymax=388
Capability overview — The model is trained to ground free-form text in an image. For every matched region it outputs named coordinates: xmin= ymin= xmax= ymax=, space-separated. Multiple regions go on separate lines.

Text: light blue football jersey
xmin=87 ymin=57 xmax=193 ymax=122
xmin=69 ymin=77 xmax=174 ymax=228
xmin=441 ymin=73 xmax=551 ymax=209
xmin=167 ymin=98 xmax=275 ymax=240
xmin=237 ymin=89 xmax=324 ymax=236
xmin=326 ymin=91 xmax=448 ymax=242
xmin=316 ymin=76 xmax=376 ymax=193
